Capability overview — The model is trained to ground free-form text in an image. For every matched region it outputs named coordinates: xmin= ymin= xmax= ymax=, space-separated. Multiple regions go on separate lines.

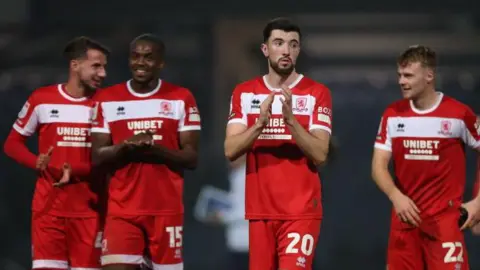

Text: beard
xmin=270 ymin=59 xmax=295 ymax=76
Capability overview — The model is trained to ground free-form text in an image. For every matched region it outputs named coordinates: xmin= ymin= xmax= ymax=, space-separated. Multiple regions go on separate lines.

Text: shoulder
xmin=441 ymin=95 xmax=473 ymax=114
xmin=300 ymin=76 xmax=330 ymax=95
xmin=160 ymin=81 xmax=196 ymax=100
xmin=28 ymin=84 xmax=60 ymax=102
xmin=383 ymin=99 xmax=410 ymax=117
xmin=93 ymin=82 xmax=127 ymax=101
xmin=233 ymin=77 xmax=263 ymax=93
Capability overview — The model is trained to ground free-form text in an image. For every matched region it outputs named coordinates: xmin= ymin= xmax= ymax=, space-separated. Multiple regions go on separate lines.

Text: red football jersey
xmin=12 ymin=84 xmax=100 ymax=217
xmin=375 ymin=93 xmax=480 ymax=217
xmin=228 ymin=75 xmax=332 ymax=220
xmin=91 ymin=80 xmax=201 ymax=216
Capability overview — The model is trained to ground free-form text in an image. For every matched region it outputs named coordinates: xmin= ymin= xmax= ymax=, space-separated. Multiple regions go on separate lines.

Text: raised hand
xmin=36 ymin=146 xmax=54 ymax=171
xmin=280 ymin=85 xmax=295 ymax=125
xmin=256 ymin=92 xmax=275 ymax=128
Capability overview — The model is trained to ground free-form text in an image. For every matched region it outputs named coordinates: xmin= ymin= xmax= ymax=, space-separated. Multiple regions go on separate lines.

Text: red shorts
xmin=249 ymin=219 xmax=321 ymax=270
xmin=387 ymin=209 xmax=469 ymax=270
xmin=31 ymin=213 xmax=102 ymax=269
xmin=101 ymin=215 xmax=183 ymax=269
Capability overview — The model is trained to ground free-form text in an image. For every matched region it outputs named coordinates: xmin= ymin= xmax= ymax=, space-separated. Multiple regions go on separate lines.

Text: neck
xmin=65 ymin=79 xmax=89 ymax=98
xmin=130 ymin=78 xmax=159 ymax=94
xmin=265 ymin=70 xmax=299 ymax=89
xmin=412 ymin=87 xmax=438 ymax=110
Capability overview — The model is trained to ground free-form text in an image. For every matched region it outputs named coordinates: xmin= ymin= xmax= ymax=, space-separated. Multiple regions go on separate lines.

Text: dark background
xmin=0 ymin=1 xmax=479 ymax=269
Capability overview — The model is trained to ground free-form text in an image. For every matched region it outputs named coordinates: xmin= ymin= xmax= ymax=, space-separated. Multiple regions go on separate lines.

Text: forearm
xmin=3 ymin=131 xmax=37 ymax=169
xmin=92 ymin=143 xmax=127 ymax=167
xmin=287 ymin=119 xmax=328 ymax=165
xmin=141 ymin=145 xmax=198 ymax=169
xmin=224 ymin=123 xmax=263 ymax=161
xmin=372 ymin=166 xmax=400 ymax=201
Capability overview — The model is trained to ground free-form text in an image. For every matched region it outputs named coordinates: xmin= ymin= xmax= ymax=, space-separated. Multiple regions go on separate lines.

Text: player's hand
xmin=390 ymin=190 xmax=421 ymax=227
xmin=53 ymin=163 xmax=72 ymax=187
xmin=280 ymin=85 xmax=295 ymax=125
xmin=471 ymin=222 xmax=480 ymax=235
xmin=460 ymin=199 xmax=480 ymax=230
xmin=256 ymin=92 xmax=275 ymax=128
xmin=36 ymin=146 xmax=54 ymax=171
xmin=124 ymin=130 xmax=155 ymax=149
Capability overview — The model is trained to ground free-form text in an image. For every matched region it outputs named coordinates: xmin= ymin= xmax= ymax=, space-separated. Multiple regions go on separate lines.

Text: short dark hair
xmin=397 ymin=45 xmax=437 ymax=69
xmin=63 ymin=36 xmax=110 ymax=61
xmin=130 ymin=33 xmax=166 ymax=59
xmin=263 ymin=18 xmax=302 ymax=42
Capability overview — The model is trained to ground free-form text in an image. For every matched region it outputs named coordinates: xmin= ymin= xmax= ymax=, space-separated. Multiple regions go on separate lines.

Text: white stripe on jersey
xmin=36 ymin=104 xmax=92 ymax=124
xmin=388 ymin=117 xmax=465 ymax=139
xmin=101 ymin=99 xmax=185 ymax=123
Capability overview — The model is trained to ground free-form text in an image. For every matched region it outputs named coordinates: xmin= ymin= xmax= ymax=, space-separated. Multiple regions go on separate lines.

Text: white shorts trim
xmin=101 ymin=254 xmax=144 ymax=266
xmin=33 ymin=259 xmax=68 ymax=269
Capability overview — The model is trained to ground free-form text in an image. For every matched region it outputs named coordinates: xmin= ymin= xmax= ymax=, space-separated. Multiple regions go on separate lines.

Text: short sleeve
xmin=309 ymin=85 xmax=332 ymax=134
xmin=227 ymin=86 xmax=247 ymax=126
xmin=12 ymin=94 xmax=39 ymax=136
xmin=461 ymin=109 xmax=480 ymax=150
xmin=178 ymin=91 xmax=201 ymax=132
xmin=374 ymin=109 xmax=393 ymax=152
xmin=91 ymin=100 xmax=110 ymax=134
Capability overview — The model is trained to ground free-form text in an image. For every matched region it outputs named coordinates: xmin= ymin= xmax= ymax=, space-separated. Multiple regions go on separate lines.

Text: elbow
xmin=224 ymin=149 xmax=239 ymax=162
xmin=312 ymin=152 xmax=328 ymax=167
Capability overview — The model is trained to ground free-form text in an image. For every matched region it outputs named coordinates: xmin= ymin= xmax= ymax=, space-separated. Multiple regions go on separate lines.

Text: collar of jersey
xmin=409 ymin=92 xmax=444 ymax=115
xmin=127 ymin=79 xmax=162 ymax=98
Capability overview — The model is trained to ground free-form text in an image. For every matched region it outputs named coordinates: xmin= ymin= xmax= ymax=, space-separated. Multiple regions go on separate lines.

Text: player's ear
xmin=70 ymin=59 xmax=80 ymax=72
xmin=426 ymin=67 xmax=434 ymax=83
xmin=260 ymin=43 xmax=269 ymax=58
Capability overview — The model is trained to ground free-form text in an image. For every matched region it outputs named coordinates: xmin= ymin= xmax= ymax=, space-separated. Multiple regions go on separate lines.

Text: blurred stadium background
xmin=0 ymin=0 xmax=479 ymax=269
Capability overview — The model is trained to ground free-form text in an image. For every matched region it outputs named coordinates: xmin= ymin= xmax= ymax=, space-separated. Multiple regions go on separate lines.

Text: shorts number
xmin=285 ymin=232 xmax=314 ymax=256
xmin=166 ymin=226 xmax=183 ymax=248
xmin=442 ymin=242 xmax=463 ymax=263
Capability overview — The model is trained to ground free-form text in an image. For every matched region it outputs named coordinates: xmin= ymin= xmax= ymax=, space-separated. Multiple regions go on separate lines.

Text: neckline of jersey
xmin=57 ymin=84 xmax=88 ymax=102
xmin=262 ymin=74 xmax=304 ymax=91
xmin=127 ymin=79 xmax=162 ymax=98
xmin=409 ymin=92 xmax=444 ymax=115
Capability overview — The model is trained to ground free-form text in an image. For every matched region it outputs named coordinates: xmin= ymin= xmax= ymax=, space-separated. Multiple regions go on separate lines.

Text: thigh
xmin=249 ymin=220 xmax=277 ymax=270
xmin=387 ymin=227 xmax=423 ymax=270
xmin=422 ymin=212 xmax=469 ymax=270
xmin=101 ymin=216 xmax=146 ymax=267
xmin=277 ymin=219 xmax=321 ymax=270
xmin=144 ymin=215 xmax=184 ymax=269
xmin=66 ymin=217 xmax=102 ymax=269
xmin=32 ymin=214 xmax=68 ymax=269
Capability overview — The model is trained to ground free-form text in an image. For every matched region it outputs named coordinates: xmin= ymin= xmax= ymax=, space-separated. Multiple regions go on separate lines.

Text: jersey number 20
xmin=285 ymin=232 xmax=314 ymax=256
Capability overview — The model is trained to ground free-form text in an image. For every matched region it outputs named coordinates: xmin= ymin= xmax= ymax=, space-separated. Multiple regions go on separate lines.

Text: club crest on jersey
xmin=438 ymin=120 xmax=452 ymax=136
xmin=159 ymin=101 xmax=173 ymax=116
xmin=293 ymin=97 xmax=308 ymax=112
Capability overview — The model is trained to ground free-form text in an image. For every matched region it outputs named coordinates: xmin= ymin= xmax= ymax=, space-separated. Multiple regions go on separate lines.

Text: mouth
xmin=133 ymin=68 xmax=149 ymax=77
xmin=279 ymin=58 xmax=291 ymax=65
